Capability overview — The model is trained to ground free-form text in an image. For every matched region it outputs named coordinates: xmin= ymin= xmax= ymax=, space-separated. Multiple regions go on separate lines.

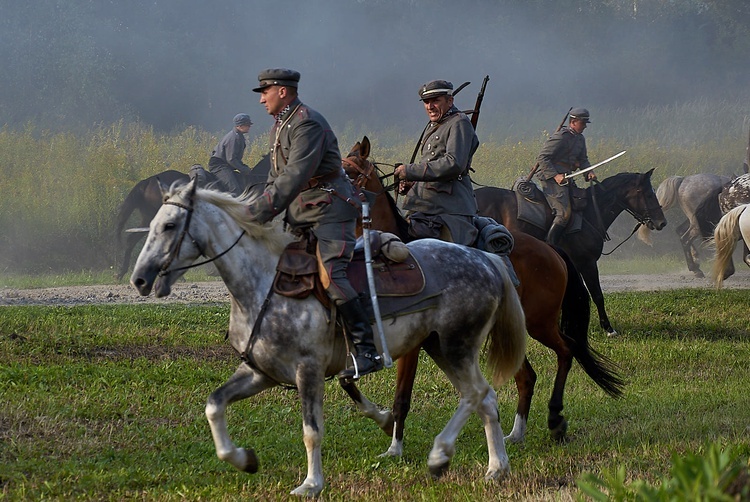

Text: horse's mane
xmin=167 ymin=185 xmax=292 ymax=255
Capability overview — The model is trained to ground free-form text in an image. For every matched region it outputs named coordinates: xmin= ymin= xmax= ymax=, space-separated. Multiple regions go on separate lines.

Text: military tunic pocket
xmin=423 ymin=180 xmax=454 ymax=195
xmin=298 ymin=189 xmax=333 ymax=209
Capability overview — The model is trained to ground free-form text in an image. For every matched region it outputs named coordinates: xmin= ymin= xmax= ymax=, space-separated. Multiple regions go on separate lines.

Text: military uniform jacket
xmin=210 ymin=128 xmax=250 ymax=171
xmin=536 ymin=126 xmax=591 ymax=181
xmin=401 ymin=106 xmax=479 ymax=216
xmin=247 ymin=98 xmax=360 ymax=227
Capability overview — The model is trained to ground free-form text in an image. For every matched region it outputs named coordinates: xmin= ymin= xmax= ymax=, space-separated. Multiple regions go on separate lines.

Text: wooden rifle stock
xmin=525 ymin=107 xmax=573 ymax=181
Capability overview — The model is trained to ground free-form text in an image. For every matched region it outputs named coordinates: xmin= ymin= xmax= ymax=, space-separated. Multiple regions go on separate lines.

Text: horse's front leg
xmin=205 ymin=362 xmax=276 ymax=473
xmin=577 ymin=260 xmax=615 ymax=336
xmin=291 ymin=366 xmax=326 ymax=497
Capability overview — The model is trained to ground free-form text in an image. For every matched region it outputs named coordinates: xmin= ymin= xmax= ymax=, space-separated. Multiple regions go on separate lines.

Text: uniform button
xmin=427 ymin=144 xmax=431 ymax=150
xmin=434 ymin=135 xmax=439 ymax=140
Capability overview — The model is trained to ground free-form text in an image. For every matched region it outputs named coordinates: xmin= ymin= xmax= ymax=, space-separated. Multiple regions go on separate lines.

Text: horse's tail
xmin=558 ymin=248 xmax=625 ymax=398
xmin=115 ymin=180 xmax=148 ymax=246
xmin=638 ymin=175 xmax=683 ymax=245
xmin=486 ymin=258 xmax=527 ymax=388
xmin=711 ymin=204 xmax=746 ymax=288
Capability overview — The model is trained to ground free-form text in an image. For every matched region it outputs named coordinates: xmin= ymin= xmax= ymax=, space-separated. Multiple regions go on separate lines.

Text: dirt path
xmin=2 ymin=270 xmax=749 ymax=306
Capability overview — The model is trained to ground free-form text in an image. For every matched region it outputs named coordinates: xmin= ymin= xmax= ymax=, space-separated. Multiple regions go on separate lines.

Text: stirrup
xmin=338 ymin=353 xmax=383 ymax=382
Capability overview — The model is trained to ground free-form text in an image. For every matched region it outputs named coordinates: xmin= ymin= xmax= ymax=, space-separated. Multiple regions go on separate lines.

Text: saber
xmin=360 ymin=202 xmax=393 ymax=369
xmin=565 ymin=150 xmax=627 ymax=179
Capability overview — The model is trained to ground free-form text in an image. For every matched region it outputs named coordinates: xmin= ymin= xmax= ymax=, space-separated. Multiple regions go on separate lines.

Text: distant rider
xmin=535 ymin=107 xmax=596 ymax=245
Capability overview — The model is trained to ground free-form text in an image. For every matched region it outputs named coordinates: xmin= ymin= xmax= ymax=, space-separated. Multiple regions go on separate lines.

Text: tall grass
xmin=1 ymin=98 xmax=749 ymax=276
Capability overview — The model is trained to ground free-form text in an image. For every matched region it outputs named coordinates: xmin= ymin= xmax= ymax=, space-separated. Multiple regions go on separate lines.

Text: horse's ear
xmin=156 ymin=176 xmax=170 ymax=200
xmin=645 ymin=168 xmax=655 ymax=178
xmin=361 ymin=136 xmax=370 ymax=159
xmin=186 ymin=176 xmax=198 ymax=199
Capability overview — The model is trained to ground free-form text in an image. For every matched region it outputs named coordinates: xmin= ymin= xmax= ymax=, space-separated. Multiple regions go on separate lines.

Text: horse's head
xmin=130 ymin=178 xmax=204 ymax=297
xmin=620 ymin=168 xmax=667 ymax=231
xmin=342 ymin=136 xmax=380 ymax=192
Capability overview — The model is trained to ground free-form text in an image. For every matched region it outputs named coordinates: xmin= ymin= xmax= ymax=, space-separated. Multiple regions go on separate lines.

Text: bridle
xmin=594 ymin=176 xmax=662 ymax=255
xmin=158 ymin=183 xmax=246 ymax=277
xmin=341 ymin=155 xmax=397 ymax=193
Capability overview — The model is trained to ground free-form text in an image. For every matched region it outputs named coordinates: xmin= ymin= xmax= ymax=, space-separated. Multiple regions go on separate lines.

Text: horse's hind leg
xmin=383 ymin=347 xmax=420 ymax=457
xmin=423 ymin=343 xmax=509 ymax=480
xmin=205 ymin=363 xmax=276 ymax=474
xmin=678 ymin=220 xmax=704 ymax=277
xmin=339 ymin=380 xmax=393 ymax=436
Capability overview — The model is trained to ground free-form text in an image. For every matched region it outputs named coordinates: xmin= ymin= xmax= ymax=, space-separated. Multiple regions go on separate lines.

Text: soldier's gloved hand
xmin=585 ymin=171 xmax=597 ymax=181
xmin=394 ymin=163 xmax=405 ymax=180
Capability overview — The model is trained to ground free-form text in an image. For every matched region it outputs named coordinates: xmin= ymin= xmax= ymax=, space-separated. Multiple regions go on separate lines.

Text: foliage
xmin=577 ymin=441 xmax=750 ymax=501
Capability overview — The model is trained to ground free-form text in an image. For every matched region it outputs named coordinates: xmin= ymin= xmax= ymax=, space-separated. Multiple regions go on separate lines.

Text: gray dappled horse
xmin=638 ymin=174 xmax=731 ymax=278
xmin=129 ymin=180 xmax=527 ymax=497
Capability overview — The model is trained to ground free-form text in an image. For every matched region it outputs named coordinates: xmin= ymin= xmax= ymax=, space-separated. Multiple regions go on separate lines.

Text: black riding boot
xmin=337 ymin=297 xmax=383 ymax=381
xmin=546 ymin=223 xmax=566 ymax=246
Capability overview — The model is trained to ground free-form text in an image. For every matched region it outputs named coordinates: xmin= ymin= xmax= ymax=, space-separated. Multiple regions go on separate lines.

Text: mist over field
xmin=2 ymin=0 xmax=749 ymax=137
xmin=1 ymin=0 xmax=750 ymax=276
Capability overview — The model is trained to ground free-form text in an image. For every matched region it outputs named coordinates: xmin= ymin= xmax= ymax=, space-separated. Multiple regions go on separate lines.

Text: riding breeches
xmin=312 ymin=221 xmax=358 ymax=305
xmin=539 ymin=179 xmax=572 ymax=226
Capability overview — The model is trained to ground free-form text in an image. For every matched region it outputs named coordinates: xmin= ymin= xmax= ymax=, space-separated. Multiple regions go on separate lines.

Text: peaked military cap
xmin=252 ymin=68 xmax=301 ymax=92
xmin=569 ymin=108 xmax=591 ymax=123
xmin=418 ymin=80 xmax=453 ymax=101
xmin=233 ymin=113 xmax=253 ymax=127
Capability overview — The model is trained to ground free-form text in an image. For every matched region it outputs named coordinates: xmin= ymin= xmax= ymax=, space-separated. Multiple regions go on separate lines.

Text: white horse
xmin=711 ymin=203 xmax=750 ymax=288
xmin=130 ymin=179 xmax=527 ymax=497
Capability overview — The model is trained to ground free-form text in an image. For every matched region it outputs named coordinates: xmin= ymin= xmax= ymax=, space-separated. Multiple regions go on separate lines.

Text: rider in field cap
xmin=535 ymin=106 xmax=594 ymax=245
xmin=247 ymin=67 xmax=383 ymax=381
xmin=394 ymin=78 xmax=479 ymax=247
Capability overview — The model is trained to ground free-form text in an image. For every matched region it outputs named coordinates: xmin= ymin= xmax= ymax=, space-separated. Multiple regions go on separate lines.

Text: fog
xmin=2 ymin=0 xmax=749 ymax=139
xmin=2 ymin=0 xmax=750 ymax=275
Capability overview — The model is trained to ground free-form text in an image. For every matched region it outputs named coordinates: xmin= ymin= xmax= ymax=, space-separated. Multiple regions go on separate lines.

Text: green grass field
xmin=1 ymin=289 xmax=748 ymax=500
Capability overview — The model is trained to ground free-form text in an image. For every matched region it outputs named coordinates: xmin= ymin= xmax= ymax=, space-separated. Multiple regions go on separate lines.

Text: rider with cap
xmin=208 ymin=113 xmax=254 ymax=196
xmin=535 ymin=107 xmax=595 ymax=246
xmin=394 ymin=80 xmax=480 ymax=246
xmin=245 ymin=68 xmax=383 ymax=380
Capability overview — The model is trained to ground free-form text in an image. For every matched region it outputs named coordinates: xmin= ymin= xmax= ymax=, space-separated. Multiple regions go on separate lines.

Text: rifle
xmin=471 ymin=75 xmax=490 ymax=130
xmin=525 ymin=107 xmax=573 ymax=181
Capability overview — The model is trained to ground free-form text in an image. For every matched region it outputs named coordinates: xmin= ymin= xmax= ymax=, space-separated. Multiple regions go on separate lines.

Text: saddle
xmin=273 ymin=232 xmax=435 ymax=319
xmin=513 ymin=179 xmax=586 ymax=233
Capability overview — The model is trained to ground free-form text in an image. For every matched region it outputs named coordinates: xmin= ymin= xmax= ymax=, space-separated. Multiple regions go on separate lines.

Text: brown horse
xmin=342 ymin=137 xmax=623 ymax=450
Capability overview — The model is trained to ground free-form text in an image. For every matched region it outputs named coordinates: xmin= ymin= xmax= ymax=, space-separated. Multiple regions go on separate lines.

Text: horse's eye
xmin=164 ymin=222 xmax=176 ymax=231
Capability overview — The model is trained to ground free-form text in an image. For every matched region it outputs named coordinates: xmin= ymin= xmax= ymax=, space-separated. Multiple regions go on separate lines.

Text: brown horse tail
xmin=711 ymin=205 xmax=745 ymax=288
xmin=558 ymin=248 xmax=625 ymax=398
xmin=486 ymin=257 xmax=527 ymax=388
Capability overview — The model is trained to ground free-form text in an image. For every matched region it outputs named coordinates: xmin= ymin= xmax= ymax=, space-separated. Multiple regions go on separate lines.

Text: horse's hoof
xmin=607 ymin=329 xmax=619 ymax=338
xmin=694 ymin=270 xmax=705 ymax=279
xmin=242 ymin=448 xmax=259 ymax=473
xmin=550 ymin=418 xmax=568 ymax=442
xmin=429 ymin=460 xmax=451 ymax=479
xmin=290 ymin=482 xmax=323 ymax=497
xmin=485 ymin=464 xmax=510 ymax=481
